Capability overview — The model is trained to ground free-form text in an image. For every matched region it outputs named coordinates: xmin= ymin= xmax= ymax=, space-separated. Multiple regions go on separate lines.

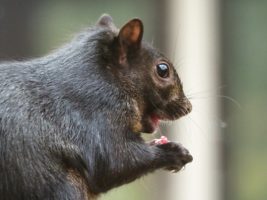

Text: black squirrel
xmin=0 ymin=14 xmax=193 ymax=200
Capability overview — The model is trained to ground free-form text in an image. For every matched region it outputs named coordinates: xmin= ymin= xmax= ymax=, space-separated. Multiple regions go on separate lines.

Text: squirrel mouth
xmin=150 ymin=114 xmax=160 ymax=130
xmin=144 ymin=110 xmax=187 ymax=134
xmin=142 ymin=101 xmax=192 ymax=134
xmin=144 ymin=112 xmax=180 ymax=134
xmin=142 ymin=114 xmax=161 ymax=134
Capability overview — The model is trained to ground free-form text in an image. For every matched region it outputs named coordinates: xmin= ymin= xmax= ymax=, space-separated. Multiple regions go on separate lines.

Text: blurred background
xmin=0 ymin=0 xmax=267 ymax=200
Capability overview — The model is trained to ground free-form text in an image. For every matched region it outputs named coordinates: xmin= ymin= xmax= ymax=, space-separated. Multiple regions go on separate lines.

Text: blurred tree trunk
xmin=0 ymin=0 xmax=37 ymax=60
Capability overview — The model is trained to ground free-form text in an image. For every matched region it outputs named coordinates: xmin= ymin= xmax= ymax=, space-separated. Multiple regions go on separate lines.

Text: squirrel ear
xmin=117 ymin=19 xmax=143 ymax=64
xmin=97 ymin=14 xmax=116 ymax=29
xmin=118 ymin=18 xmax=143 ymax=49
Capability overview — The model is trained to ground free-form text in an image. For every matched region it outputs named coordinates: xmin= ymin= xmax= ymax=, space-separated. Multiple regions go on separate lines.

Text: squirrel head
xmin=95 ymin=14 xmax=192 ymax=133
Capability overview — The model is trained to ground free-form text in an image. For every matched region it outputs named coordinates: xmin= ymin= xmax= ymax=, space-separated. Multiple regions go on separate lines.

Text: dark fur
xmin=0 ymin=15 xmax=192 ymax=200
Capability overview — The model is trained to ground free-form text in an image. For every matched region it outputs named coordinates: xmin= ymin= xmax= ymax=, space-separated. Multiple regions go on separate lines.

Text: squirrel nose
xmin=185 ymin=101 xmax=192 ymax=114
xmin=182 ymin=98 xmax=192 ymax=114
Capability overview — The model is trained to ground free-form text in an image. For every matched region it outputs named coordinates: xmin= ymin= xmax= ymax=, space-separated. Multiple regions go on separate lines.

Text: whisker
xmin=187 ymin=94 xmax=241 ymax=109
xmin=151 ymin=37 xmax=155 ymax=46
xmin=185 ymin=84 xmax=228 ymax=98
xmin=173 ymin=57 xmax=185 ymax=70
xmin=216 ymin=95 xmax=242 ymax=109
xmin=181 ymin=114 xmax=210 ymax=146
xmin=190 ymin=103 xmax=227 ymax=127
xmin=171 ymin=30 xmax=179 ymax=62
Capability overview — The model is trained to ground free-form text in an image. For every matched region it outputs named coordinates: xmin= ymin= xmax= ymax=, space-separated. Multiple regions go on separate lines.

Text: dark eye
xmin=156 ymin=63 xmax=170 ymax=78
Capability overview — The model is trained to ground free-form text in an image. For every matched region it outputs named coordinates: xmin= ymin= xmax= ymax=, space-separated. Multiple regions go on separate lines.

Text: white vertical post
xmin=165 ymin=1 xmax=222 ymax=200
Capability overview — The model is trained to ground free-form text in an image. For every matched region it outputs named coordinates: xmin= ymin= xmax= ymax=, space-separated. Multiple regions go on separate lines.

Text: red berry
xmin=154 ymin=136 xmax=169 ymax=144
xmin=160 ymin=136 xmax=169 ymax=144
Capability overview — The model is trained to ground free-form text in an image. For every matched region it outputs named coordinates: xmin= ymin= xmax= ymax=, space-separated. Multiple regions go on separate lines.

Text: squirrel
xmin=0 ymin=14 xmax=193 ymax=200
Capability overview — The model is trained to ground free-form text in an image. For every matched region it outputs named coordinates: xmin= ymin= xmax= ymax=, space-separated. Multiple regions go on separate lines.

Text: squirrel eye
xmin=156 ymin=63 xmax=169 ymax=78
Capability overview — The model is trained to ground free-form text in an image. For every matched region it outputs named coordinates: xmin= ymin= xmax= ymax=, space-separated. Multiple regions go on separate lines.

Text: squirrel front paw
xmin=156 ymin=142 xmax=193 ymax=172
